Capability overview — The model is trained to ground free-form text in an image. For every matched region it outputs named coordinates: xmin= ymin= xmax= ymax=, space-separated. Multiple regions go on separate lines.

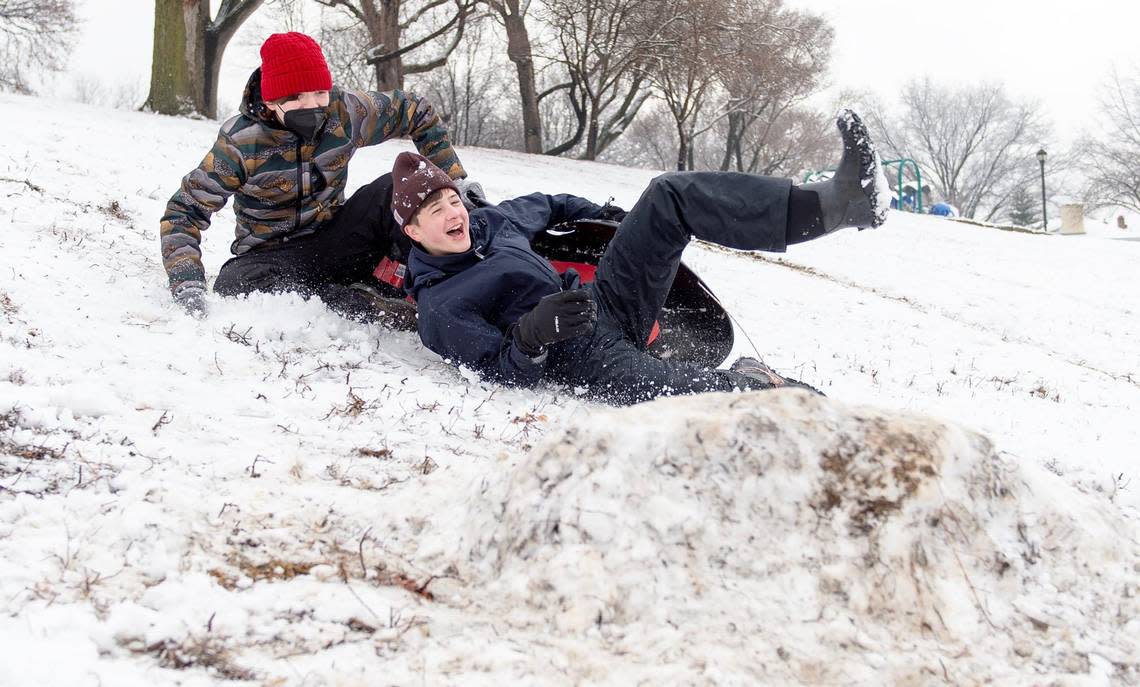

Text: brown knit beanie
xmin=391 ymin=152 xmax=458 ymax=227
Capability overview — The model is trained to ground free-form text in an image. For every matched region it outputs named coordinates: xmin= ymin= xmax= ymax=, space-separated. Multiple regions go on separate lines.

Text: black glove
xmin=596 ymin=199 xmax=627 ymax=223
xmin=173 ymin=282 xmax=207 ymax=319
xmin=513 ymin=289 xmax=597 ymax=357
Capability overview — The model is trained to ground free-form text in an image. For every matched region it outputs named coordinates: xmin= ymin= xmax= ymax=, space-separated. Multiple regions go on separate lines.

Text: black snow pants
xmin=550 ymin=171 xmax=800 ymax=405
xmin=212 ymin=174 xmax=408 ymax=307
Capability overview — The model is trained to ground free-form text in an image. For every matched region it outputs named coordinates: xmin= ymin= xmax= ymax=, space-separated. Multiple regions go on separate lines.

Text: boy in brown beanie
xmin=159 ymin=31 xmax=482 ymax=322
xmin=393 ymin=110 xmax=889 ymax=405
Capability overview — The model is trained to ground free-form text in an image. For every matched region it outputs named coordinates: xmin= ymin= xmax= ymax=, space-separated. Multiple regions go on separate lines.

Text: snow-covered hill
xmin=1 ymin=93 xmax=1138 ymax=684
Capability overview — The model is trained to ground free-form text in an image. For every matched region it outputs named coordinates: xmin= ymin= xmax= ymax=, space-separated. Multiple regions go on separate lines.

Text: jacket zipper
xmin=293 ymin=139 xmax=303 ymax=231
xmin=473 ymin=218 xmax=487 ymax=259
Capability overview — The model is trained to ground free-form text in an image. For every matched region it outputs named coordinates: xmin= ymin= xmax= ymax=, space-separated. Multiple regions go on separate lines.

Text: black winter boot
xmin=729 ymin=357 xmax=825 ymax=396
xmin=800 ymin=109 xmax=889 ymax=231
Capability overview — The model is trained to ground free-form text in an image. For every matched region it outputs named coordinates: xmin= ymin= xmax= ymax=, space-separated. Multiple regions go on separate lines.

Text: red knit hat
xmin=259 ymin=32 xmax=332 ymax=102
xmin=391 ymin=152 xmax=458 ymax=227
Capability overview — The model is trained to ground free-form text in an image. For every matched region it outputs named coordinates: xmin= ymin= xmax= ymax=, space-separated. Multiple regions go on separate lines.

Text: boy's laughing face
xmin=404 ymin=188 xmax=471 ymax=256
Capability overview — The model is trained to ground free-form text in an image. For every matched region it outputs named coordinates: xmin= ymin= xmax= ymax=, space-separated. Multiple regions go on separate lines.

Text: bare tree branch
xmin=0 ymin=0 xmax=78 ymax=93
xmin=543 ymin=79 xmax=586 ymax=156
xmin=537 ymin=81 xmax=573 ymax=102
xmin=320 ymin=0 xmax=476 ymax=90
xmin=1081 ymin=66 xmax=1140 ymax=213
xmin=212 ymin=0 xmax=262 ymax=32
xmin=398 ymin=0 xmax=451 ymax=30
xmin=314 ymin=0 xmax=367 ymax=24
xmin=366 ymin=0 xmax=470 ymax=65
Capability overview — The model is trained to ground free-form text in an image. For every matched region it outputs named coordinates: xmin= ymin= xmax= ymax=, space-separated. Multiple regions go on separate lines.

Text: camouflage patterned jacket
xmin=159 ymin=69 xmax=466 ymax=294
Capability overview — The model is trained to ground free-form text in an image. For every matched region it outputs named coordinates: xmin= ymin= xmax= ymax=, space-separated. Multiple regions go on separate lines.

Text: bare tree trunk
xmin=362 ymin=0 xmax=404 ymax=89
xmin=676 ymin=119 xmax=689 ymax=171
xmin=498 ymin=0 xmax=542 ymax=153
xmin=720 ymin=111 xmax=744 ymax=171
xmin=146 ymin=0 xmax=207 ymax=116
xmin=145 ymin=0 xmax=264 ymax=118
xmin=203 ymin=0 xmax=265 ymax=117
xmin=584 ymin=105 xmax=600 ymax=160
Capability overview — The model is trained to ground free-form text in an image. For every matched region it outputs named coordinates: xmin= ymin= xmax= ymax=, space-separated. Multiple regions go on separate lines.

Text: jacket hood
xmin=239 ymin=68 xmax=277 ymax=122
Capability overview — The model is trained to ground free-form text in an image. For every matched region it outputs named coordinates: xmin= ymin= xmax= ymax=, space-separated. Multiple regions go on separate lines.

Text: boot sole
xmin=836 ymin=109 xmax=889 ymax=229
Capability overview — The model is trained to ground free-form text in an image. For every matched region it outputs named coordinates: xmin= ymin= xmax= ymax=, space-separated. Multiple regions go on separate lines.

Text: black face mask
xmin=282 ymin=106 xmax=327 ymax=141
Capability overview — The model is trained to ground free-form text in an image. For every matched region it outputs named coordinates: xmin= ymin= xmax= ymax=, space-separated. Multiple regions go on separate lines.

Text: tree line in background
xmin=2 ymin=0 xmax=1138 ymax=223
xmin=293 ymin=0 xmax=839 ymax=178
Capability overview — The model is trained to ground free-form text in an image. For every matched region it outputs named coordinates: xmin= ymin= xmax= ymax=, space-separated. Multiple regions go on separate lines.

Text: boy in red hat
xmin=159 ymin=31 xmax=480 ymax=323
xmin=392 ymin=110 xmax=889 ymax=404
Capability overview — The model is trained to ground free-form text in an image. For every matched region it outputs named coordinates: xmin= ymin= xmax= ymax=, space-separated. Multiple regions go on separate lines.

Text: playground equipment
xmin=803 ymin=157 xmax=924 ymax=213
xmin=883 ymin=158 xmax=923 ymax=213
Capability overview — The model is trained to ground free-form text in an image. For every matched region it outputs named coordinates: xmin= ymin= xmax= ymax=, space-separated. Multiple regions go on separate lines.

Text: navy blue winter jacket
xmin=406 ymin=193 xmax=605 ymax=386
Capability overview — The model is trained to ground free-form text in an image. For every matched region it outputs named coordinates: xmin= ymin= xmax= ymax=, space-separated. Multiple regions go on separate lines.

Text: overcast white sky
xmin=786 ymin=0 xmax=1139 ymax=144
xmin=58 ymin=0 xmax=1139 ymax=146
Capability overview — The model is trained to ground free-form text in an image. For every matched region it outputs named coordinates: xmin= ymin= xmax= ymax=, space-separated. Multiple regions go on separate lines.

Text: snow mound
xmin=454 ymin=390 xmax=1140 ymax=683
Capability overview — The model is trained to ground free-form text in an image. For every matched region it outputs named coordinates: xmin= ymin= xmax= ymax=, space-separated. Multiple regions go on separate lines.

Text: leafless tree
xmin=408 ymin=21 xmax=520 ymax=148
xmin=599 ymin=101 xmax=679 ymax=170
xmin=537 ymin=71 xmax=581 ymax=154
xmin=869 ymin=78 xmax=1051 ymax=220
xmin=70 ymin=73 xmax=105 ymax=106
xmin=479 ymin=0 xmax=541 ymax=153
xmin=0 ymin=0 xmax=79 ymax=93
xmin=742 ymin=106 xmax=835 ymax=176
xmin=144 ymin=0 xmax=265 ymax=118
xmin=317 ymin=12 xmax=377 ymax=91
xmin=315 ymin=0 xmax=476 ymax=91
xmin=717 ymin=0 xmax=832 ymax=174
xmin=264 ymin=0 xmax=308 ymax=30
xmin=644 ymin=0 xmax=731 ymax=170
xmin=538 ymin=0 xmax=678 ymax=159
xmin=1081 ymin=66 xmax=1140 ymax=214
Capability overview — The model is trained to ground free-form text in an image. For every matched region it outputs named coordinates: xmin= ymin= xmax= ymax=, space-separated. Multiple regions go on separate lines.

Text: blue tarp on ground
xmin=930 ymin=202 xmax=958 ymax=217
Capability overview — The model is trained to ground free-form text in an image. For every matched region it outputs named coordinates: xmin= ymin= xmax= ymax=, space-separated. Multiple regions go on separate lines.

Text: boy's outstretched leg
xmin=593 ymin=108 xmax=888 ymax=347
xmin=592 ymin=171 xmax=791 ymax=347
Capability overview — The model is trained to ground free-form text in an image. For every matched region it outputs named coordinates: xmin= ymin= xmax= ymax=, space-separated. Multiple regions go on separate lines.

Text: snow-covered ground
xmin=1 ymin=93 xmax=1138 ymax=685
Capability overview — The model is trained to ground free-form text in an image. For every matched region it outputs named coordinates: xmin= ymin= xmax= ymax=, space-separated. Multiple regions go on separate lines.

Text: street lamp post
xmin=1036 ymin=148 xmax=1048 ymax=231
